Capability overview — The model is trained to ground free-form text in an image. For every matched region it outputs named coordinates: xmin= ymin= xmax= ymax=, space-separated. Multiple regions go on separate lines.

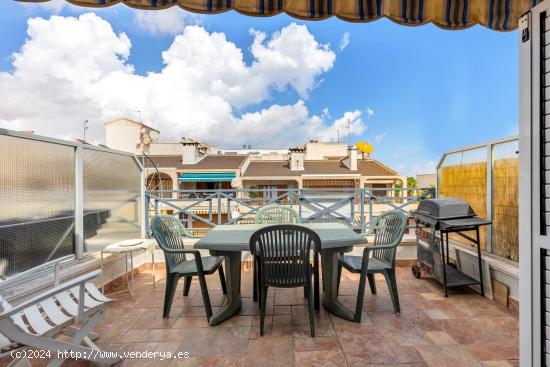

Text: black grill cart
xmin=412 ymin=198 xmax=492 ymax=297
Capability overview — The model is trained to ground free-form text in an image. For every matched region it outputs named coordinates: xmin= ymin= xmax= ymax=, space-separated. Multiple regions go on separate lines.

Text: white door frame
xmin=520 ymin=2 xmax=550 ymax=365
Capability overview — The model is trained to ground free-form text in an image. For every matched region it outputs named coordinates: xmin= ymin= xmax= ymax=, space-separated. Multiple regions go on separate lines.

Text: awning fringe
xmin=17 ymin=0 xmax=540 ymax=31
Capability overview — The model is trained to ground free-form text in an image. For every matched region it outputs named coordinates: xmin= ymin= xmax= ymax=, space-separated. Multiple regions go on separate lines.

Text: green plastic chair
xmin=253 ymin=205 xmax=308 ymax=304
xmin=254 ymin=204 xmax=301 ymax=225
xmin=337 ymin=210 xmax=407 ymax=321
xmin=250 ymin=225 xmax=320 ymax=337
xmin=151 ymin=215 xmax=226 ymax=320
xmin=175 ymin=221 xmax=201 ymax=238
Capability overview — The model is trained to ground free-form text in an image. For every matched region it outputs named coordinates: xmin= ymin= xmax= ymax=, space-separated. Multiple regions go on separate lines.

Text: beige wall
xmin=243 ymin=180 xmax=299 ymax=189
xmin=243 ymin=177 xmax=303 ymax=188
xmin=248 ymin=153 xmax=289 ymax=160
xmin=305 ymin=142 xmax=348 ymax=160
xmin=416 ymin=173 xmax=436 ymax=187
xmin=148 ymin=143 xmax=183 ymax=156
xmin=105 ymin=120 xmax=142 ymax=154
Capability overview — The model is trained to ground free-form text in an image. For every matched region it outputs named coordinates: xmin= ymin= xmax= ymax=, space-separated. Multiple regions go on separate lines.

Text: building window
xmin=146 ymin=172 xmax=173 ymax=198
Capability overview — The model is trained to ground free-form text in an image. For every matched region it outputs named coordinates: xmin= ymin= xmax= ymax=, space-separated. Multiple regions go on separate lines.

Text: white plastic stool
xmin=100 ymin=239 xmax=156 ymax=298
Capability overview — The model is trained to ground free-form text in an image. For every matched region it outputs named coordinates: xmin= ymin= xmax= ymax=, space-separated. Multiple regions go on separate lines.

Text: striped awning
xmin=179 ymin=172 xmax=236 ymax=182
xmin=303 ymin=179 xmax=356 ymax=188
xmin=17 ymin=0 xmax=540 ymax=31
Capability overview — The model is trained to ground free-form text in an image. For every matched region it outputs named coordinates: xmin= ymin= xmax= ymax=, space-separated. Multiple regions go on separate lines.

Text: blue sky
xmin=0 ymin=1 xmax=518 ymax=176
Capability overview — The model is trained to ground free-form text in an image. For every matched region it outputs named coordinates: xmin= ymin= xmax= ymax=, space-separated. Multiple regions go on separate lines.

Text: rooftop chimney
xmin=289 ymin=146 xmax=305 ymax=171
xmin=342 ymin=146 xmax=358 ymax=171
xmin=181 ymin=138 xmax=200 ymax=164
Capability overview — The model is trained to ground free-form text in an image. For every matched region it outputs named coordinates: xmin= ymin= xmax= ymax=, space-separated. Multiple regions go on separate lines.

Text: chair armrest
xmin=362 ymin=243 xmax=398 ymax=255
xmin=162 ymin=249 xmax=207 ymax=275
xmin=364 ymin=225 xmax=378 ymax=236
xmin=361 ymin=243 xmax=399 ymax=268
xmin=161 ymin=248 xmax=201 ymax=256
xmin=0 ymin=270 xmax=101 ymax=318
xmin=184 ymin=235 xmax=202 ymax=239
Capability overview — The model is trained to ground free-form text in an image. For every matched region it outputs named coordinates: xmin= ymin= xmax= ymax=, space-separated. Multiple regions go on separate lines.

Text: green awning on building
xmin=179 ymin=173 xmax=236 ymax=182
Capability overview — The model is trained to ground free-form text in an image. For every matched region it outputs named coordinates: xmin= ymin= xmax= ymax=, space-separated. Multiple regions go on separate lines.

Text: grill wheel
xmin=411 ymin=264 xmax=421 ymax=279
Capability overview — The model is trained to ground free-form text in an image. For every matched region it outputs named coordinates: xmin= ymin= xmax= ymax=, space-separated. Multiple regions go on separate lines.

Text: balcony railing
xmin=144 ymin=187 xmax=436 ymax=236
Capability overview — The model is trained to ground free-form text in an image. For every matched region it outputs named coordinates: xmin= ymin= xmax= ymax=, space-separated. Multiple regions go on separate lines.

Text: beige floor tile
xmin=86 ymin=266 xmax=518 ymax=367
xmin=425 ymin=331 xmax=459 ymax=345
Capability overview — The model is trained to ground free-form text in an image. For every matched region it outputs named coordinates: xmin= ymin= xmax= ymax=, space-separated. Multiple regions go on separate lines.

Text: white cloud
xmin=397 ymin=160 xmax=437 ymax=177
xmin=35 ymin=0 xmax=66 ymax=14
xmin=338 ymin=32 xmax=350 ymax=52
xmin=134 ymin=7 xmax=201 ymax=36
xmin=366 ymin=107 xmax=374 ymax=118
xmin=248 ymin=24 xmax=335 ymax=100
xmin=373 ymin=133 xmax=385 ymax=144
xmin=0 ymin=14 xmax=365 ymax=148
xmin=26 ymin=0 xmax=88 ymax=14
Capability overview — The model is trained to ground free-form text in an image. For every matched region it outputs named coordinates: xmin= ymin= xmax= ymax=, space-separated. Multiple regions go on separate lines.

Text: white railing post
xmin=486 ymin=142 xmax=493 ymax=253
xmin=217 ymin=190 xmax=222 ymax=225
xmin=368 ymin=189 xmax=374 ymax=223
xmin=140 ymin=170 xmax=146 ymax=238
xmin=360 ymin=189 xmax=365 ymax=234
xmin=74 ymin=145 xmax=84 ymax=259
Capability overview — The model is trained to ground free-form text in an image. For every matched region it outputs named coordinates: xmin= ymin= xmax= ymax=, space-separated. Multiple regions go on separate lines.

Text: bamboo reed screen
xmin=439 ymin=161 xmax=488 ymax=250
xmin=491 ymin=142 xmax=519 ymax=261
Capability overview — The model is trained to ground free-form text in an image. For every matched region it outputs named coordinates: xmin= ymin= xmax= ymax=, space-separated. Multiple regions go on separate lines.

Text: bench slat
xmin=0 ymin=332 xmax=12 ymax=349
xmin=85 ymin=284 xmax=112 ymax=303
xmin=70 ymin=287 xmax=101 ymax=309
xmin=55 ymin=291 xmax=79 ymax=317
xmin=23 ymin=305 xmax=53 ymax=335
xmin=40 ymin=298 xmax=71 ymax=326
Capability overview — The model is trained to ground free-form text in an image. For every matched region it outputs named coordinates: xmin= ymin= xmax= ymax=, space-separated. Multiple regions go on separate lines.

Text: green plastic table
xmin=194 ymin=223 xmax=367 ymax=325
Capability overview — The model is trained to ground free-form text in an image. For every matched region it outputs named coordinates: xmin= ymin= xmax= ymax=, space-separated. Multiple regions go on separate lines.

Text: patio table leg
xmin=314 ymin=250 xmax=319 ymax=310
xmin=207 ymin=250 xmax=242 ymax=326
xmin=321 ymin=246 xmax=354 ymax=321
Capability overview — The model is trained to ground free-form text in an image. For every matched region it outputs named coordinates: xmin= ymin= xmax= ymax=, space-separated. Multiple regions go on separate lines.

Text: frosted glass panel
xmin=0 ymin=135 xmax=75 ymax=276
xmin=83 ymin=149 xmax=141 ymax=253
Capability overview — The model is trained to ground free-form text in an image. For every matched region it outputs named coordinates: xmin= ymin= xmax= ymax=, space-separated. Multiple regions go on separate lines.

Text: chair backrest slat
xmin=151 ymin=215 xmax=189 ymax=270
xmin=250 ymin=225 xmax=320 ymax=288
xmin=255 ymin=205 xmax=300 ymax=225
xmin=372 ymin=211 xmax=407 ymax=266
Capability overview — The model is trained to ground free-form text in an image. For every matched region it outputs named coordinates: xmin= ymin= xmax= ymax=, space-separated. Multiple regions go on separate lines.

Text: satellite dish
xmin=231 ymin=177 xmax=241 ymax=189
xmin=149 ymin=130 xmax=160 ymax=140
xmin=140 ymin=127 xmax=147 ymax=133
xmin=361 ymin=143 xmax=374 ymax=154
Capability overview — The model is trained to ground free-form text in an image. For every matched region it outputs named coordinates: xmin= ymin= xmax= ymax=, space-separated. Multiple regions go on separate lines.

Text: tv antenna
xmin=135 ymin=110 xmax=142 ymax=123
xmin=83 ymin=120 xmax=89 ymax=141
xmin=345 ymin=119 xmax=351 ymax=147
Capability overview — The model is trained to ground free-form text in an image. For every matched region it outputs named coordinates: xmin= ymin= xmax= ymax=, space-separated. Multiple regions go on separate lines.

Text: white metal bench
xmin=0 ymin=255 xmax=122 ymax=367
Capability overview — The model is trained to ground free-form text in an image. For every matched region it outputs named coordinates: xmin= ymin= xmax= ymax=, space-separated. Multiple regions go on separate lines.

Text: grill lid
xmin=415 ymin=198 xmax=476 ymax=220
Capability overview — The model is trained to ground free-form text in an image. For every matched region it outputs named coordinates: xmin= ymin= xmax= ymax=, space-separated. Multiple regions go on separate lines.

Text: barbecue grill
xmin=412 ymin=198 xmax=492 ymax=297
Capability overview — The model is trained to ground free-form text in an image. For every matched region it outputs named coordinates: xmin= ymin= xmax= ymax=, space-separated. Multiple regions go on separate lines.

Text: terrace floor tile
xmin=0 ymin=264 xmax=519 ymax=367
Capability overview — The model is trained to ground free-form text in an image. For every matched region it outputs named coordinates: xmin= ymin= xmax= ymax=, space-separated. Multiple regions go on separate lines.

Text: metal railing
xmin=144 ymin=187 xmax=436 ymax=236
